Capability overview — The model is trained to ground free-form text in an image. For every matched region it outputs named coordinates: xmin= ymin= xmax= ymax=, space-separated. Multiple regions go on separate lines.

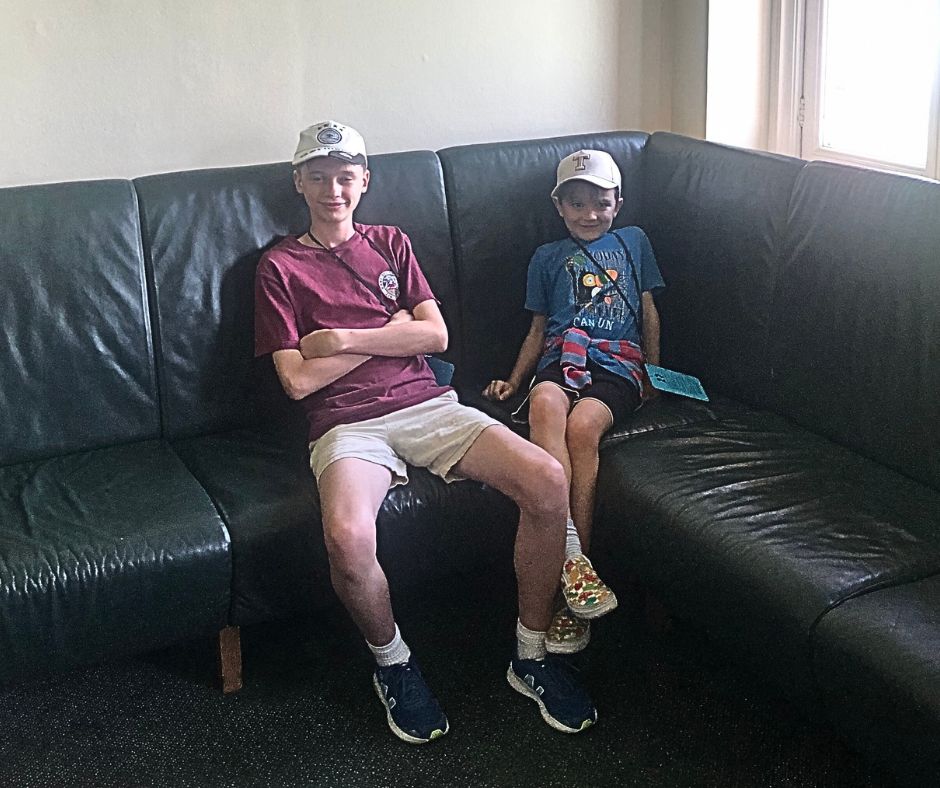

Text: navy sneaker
xmin=373 ymin=656 xmax=449 ymax=744
xmin=507 ymin=653 xmax=597 ymax=733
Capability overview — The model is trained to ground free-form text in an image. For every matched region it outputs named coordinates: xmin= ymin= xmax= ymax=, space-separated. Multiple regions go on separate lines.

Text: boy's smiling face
xmin=553 ymin=181 xmax=623 ymax=243
xmin=293 ymin=156 xmax=370 ymax=229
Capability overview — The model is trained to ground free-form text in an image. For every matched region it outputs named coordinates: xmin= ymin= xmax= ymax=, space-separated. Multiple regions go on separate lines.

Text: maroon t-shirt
xmin=255 ymin=223 xmax=450 ymax=441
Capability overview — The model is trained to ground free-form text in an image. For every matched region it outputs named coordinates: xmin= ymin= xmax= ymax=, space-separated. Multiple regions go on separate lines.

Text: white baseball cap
xmin=292 ymin=120 xmax=367 ymax=167
xmin=551 ymin=149 xmax=622 ymax=198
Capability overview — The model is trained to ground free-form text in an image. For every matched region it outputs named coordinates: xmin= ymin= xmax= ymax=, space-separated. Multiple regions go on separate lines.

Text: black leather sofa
xmin=1 ymin=131 xmax=937 ymax=784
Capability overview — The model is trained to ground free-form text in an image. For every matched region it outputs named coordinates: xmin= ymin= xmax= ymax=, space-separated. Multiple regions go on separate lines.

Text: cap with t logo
xmin=551 ymin=149 xmax=621 ymax=198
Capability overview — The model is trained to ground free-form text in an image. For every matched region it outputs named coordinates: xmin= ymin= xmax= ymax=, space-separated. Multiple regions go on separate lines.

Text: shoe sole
xmin=506 ymin=665 xmax=597 ymax=734
xmin=372 ymin=674 xmax=449 ymax=744
xmin=566 ymin=591 xmax=618 ymax=620
xmin=545 ymin=628 xmax=590 ymax=655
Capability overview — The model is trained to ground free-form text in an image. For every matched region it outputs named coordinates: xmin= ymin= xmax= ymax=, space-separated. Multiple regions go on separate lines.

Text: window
xmin=708 ymin=0 xmax=940 ymax=180
xmin=801 ymin=0 xmax=940 ymax=177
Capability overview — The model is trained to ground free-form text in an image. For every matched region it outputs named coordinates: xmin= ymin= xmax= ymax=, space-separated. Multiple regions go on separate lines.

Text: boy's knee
xmin=323 ymin=518 xmax=375 ymax=572
xmin=516 ymin=451 xmax=568 ymax=516
xmin=565 ymin=420 xmax=603 ymax=454
xmin=565 ymin=408 xmax=608 ymax=452
xmin=528 ymin=388 xmax=568 ymax=431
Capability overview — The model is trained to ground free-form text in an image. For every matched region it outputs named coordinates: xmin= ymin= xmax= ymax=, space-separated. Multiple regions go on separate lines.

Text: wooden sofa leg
xmin=218 ymin=625 xmax=243 ymax=693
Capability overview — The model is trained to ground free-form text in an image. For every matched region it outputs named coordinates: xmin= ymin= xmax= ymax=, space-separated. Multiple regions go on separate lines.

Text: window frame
xmin=769 ymin=0 xmax=940 ymax=180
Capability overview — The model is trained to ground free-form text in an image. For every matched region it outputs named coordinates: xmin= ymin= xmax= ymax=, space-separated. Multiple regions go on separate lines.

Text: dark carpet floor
xmin=0 ymin=567 xmax=894 ymax=788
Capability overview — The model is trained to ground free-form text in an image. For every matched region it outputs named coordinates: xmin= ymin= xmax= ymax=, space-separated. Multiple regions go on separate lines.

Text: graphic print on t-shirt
xmin=564 ymin=247 xmax=630 ymax=334
xmin=378 ymin=270 xmax=400 ymax=301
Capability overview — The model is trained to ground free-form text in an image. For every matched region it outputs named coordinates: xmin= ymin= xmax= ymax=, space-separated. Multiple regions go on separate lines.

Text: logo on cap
xmin=317 ymin=127 xmax=343 ymax=145
xmin=572 ymin=153 xmax=591 ymax=172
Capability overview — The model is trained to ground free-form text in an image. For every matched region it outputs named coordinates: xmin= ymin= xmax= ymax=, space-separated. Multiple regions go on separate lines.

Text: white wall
xmin=671 ymin=0 xmax=708 ymax=138
xmin=1 ymin=0 xmax=708 ymax=187
xmin=620 ymin=0 xmax=708 ymax=138
xmin=706 ymin=0 xmax=773 ymax=149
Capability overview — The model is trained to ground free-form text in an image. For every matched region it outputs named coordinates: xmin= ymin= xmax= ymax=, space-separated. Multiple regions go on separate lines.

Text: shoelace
xmin=533 ymin=656 xmax=583 ymax=696
xmin=385 ymin=664 xmax=429 ymax=709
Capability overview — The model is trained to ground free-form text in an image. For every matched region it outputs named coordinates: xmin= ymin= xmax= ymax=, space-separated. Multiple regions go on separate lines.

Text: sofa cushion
xmin=134 ymin=151 xmax=457 ymax=441
xmin=600 ymin=395 xmax=738 ymax=447
xmin=439 ymin=131 xmax=649 ymax=388
xmin=171 ymin=430 xmax=518 ymax=626
xmin=134 ymin=163 xmax=304 ymax=440
xmin=767 ymin=163 xmax=940 ymax=491
xmin=0 ymin=441 xmax=230 ymax=683
xmin=641 ymin=133 xmax=806 ymax=407
xmin=593 ymin=409 xmax=940 ymax=701
xmin=813 ymin=574 xmax=940 ymax=783
xmin=0 ymin=180 xmax=159 ymax=465
xmin=170 ymin=428 xmax=325 ymax=625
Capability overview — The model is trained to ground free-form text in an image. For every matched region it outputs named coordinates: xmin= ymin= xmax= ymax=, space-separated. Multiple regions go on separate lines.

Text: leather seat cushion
xmin=813 ymin=574 xmax=940 ymax=783
xmin=0 ymin=440 xmax=230 ymax=683
xmin=594 ymin=408 xmax=940 ymax=700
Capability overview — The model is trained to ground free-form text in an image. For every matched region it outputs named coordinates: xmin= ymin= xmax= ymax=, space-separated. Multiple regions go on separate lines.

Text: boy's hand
xmin=301 ymin=328 xmax=345 ymax=358
xmin=641 ymin=368 xmax=660 ymax=401
xmin=387 ymin=308 xmax=414 ymax=324
xmin=483 ymin=379 xmax=517 ymax=401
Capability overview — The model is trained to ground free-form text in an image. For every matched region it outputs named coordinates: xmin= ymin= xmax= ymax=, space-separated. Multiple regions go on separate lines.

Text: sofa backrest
xmin=0 ymin=180 xmax=160 ymax=465
xmin=134 ymin=151 xmax=456 ymax=440
xmin=438 ymin=131 xmax=649 ymax=386
xmin=767 ymin=162 xmax=940 ymax=491
xmin=7 ymin=133 xmax=937 ymax=494
xmin=135 ymin=162 xmax=304 ymax=439
xmin=641 ymin=132 xmax=806 ymax=407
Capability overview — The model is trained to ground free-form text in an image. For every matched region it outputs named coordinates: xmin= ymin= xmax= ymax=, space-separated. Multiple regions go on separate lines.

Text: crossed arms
xmin=272 ymin=299 xmax=447 ymax=400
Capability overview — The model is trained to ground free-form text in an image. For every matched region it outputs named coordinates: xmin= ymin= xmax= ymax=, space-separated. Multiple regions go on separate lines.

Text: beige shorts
xmin=309 ymin=391 xmax=501 ymax=486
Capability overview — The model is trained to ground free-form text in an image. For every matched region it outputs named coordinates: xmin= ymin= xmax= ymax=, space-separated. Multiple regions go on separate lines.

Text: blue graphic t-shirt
xmin=525 ymin=226 xmax=665 ymax=377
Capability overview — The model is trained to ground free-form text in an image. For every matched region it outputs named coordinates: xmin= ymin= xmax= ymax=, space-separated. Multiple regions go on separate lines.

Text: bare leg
xmin=453 ymin=425 xmax=568 ymax=631
xmin=317 ymin=458 xmax=396 ymax=646
xmin=565 ymin=399 xmax=613 ymax=554
xmin=527 ymin=384 xmax=573 ymax=485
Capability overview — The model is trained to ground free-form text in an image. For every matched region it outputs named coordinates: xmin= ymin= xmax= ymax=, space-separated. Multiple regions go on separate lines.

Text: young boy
xmin=255 ymin=122 xmax=598 ymax=744
xmin=483 ymin=149 xmax=664 ymax=653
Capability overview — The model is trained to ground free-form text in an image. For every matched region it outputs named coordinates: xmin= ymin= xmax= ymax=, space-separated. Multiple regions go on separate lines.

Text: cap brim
xmin=551 ymin=174 xmax=620 ymax=198
xmin=292 ymin=149 xmax=367 ymax=167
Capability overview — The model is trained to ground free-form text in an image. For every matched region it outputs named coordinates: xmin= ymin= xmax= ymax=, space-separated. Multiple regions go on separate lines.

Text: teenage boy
xmin=254 ymin=121 xmax=598 ymax=744
xmin=484 ymin=149 xmax=664 ymax=654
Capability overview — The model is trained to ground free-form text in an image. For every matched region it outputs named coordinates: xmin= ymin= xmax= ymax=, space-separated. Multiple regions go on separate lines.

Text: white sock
xmin=565 ymin=517 xmax=583 ymax=559
xmin=367 ymin=624 xmax=411 ymax=667
xmin=516 ymin=619 xmax=547 ymax=661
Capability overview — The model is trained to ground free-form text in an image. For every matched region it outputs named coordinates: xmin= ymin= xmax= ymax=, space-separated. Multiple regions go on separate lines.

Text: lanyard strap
xmin=308 ymin=229 xmax=400 ymax=313
xmin=571 ymin=232 xmax=644 ymax=329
